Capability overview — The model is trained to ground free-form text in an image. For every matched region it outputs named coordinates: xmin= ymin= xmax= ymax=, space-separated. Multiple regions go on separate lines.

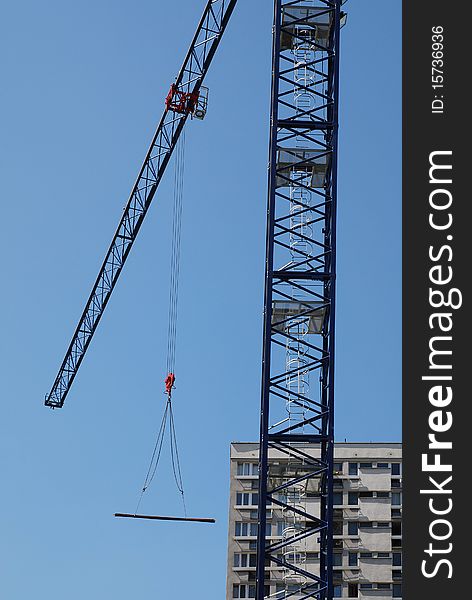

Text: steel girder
xmin=256 ymin=2 xmax=342 ymax=599
xmin=45 ymin=0 xmax=237 ymax=408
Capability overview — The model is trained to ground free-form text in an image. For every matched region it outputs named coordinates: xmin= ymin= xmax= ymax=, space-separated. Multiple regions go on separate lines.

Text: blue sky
xmin=1 ymin=1 xmax=400 ymax=598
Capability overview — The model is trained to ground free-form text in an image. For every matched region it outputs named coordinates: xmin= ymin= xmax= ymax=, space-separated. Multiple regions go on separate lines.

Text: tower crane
xmin=44 ymin=1 xmax=343 ymax=599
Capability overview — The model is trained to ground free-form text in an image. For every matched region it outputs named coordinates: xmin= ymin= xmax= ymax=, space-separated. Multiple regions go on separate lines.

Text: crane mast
xmin=256 ymin=1 xmax=342 ymax=599
xmin=45 ymin=0 xmax=237 ymax=408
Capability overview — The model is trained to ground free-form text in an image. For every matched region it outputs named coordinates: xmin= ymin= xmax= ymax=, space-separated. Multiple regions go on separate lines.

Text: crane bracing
xmin=44 ymin=0 xmax=237 ymax=408
xmin=256 ymin=2 xmax=343 ymax=599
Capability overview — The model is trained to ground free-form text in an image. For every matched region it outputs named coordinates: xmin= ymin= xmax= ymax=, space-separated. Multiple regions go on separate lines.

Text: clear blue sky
xmin=0 ymin=1 xmax=400 ymax=598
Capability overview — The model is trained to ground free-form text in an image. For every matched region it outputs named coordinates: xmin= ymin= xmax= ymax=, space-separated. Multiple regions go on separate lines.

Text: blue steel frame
xmin=45 ymin=0 xmax=237 ymax=408
xmin=256 ymin=1 xmax=342 ymax=599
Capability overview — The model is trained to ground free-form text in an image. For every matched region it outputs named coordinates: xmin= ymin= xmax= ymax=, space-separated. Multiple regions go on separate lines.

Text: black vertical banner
xmin=403 ymin=2 xmax=469 ymax=599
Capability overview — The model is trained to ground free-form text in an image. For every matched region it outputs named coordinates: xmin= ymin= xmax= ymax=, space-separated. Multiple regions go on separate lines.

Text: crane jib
xmin=44 ymin=0 xmax=238 ymax=408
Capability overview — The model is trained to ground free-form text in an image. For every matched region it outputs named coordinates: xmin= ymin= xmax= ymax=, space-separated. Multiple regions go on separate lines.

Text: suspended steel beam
xmin=256 ymin=1 xmax=343 ymax=599
xmin=45 ymin=0 xmax=237 ymax=408
xmin=114 ymin=513 xmax=215 ymax=523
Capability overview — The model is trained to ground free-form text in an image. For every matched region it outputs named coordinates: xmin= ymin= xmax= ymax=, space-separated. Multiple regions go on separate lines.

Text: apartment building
xmin=226 ymin=442 xmax=402 ymax=599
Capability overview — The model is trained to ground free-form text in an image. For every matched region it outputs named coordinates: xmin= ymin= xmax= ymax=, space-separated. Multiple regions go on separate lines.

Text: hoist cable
xmin=134 ymin=399 xmax=170 ymax=515
xmin=143 ymin=401 xmax=170 ymax=491
xmin=135 ymin=131 xmax=187 ymax=515
xmin=169 ymin=402 xmax=187 ymax=517
xmin=166 ymin=130 xmax=185 ymax=373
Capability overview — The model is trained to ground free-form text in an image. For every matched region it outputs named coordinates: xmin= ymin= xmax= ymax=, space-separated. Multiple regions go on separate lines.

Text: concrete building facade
xmin=226 ymin=442 xmax=402 ymax=599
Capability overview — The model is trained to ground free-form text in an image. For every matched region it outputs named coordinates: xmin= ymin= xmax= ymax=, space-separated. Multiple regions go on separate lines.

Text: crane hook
xmin=165 ymin=372 xmax=176 ymax=397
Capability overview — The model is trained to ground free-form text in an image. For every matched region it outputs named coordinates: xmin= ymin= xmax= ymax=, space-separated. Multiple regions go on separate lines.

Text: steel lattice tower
xmin=256 ymin=1 xmax=342 ymax=599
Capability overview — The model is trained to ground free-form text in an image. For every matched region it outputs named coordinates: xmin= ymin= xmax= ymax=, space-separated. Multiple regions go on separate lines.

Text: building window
xmin=348 ymin=583 xmax=358 ymax=598
xmin=277 ymin=521 xmax=302 ymax=536
xmin=359 ymin=521 xmax=372 ymax=528
xmin=391 ymin=463 xmax=401 ymax=476
xmin=359 ymin=462 xmax=372 ymax=469
xmin=377 ymin=583 xmax=391 ymax=590
xmin=392 ymin=521 xmax=402 ymax=536
xmin=333 ymin=462 xmax=343 ymax=474
xmin=234 ymin=553 xmax=243 ymax=567
xmin=377 ymin=462 xmax=388 ymax=468
xmin=393 ymin=571 xmax=402 ymax=580
xmin=377 ymin=522 xmax=390 ymax=528
xmin=348 ymin=521 xmax=359 ymax=535
xmin=235 ymin=522 xmax=268 ymax=537
xmin=333 ymin=584 xmax=342 ymax=598
xmin=392 ymin=538 xmax=402 ymax=548
xmin=392 ymin=493 xmax=402 ymax=506
xmin=333 ymin=478 xmax=343 ymax=489
xmin=348 ymin=552 xmax=358 ymax=567
xmin=393 ymin=552 xmax=402 ymax=566
xmin=233 ymin=585 xmax=257 ymax=598
xmin=233 ymin=584 xmax=256 ymax=598
xmin=278 ymin=491 xmax=300 ymax=503
xmin=237 ymin=463 xmax=258 ymax=476
xmin=236 ymin=493 xmax=250 ymax=506
xmin=306 ymin=552 xmax=319 ymax=563
xmin=333 ymin=521 xmax=343 ymax=535
xmin=392 ymin=508 xmax=402 ymax=518
xmin=235 ymin=522 xmax=247 ymax=536
xmin=348 ymin=463 xmax=358 ymax=476
xmin=348 ymin=492 xmax=358 ymax=505
xmin=377 ymin=552 xmax=390 ymax=559
xmin=376 ymin=492 xmax=389 ymax=498
xmin=359 ymin=491 xmax=373 ymax=499
xmin=360 ymin=584 xmax=373 ymax=590
xmin=393 ymin=583 xmax=402 ymax=598
xmin=333 ymin=552 xmax=343 ymax=566
xmin=391 ymin=479 xmax=401 ymax=488
xmin=360 ymin=553 xmax=373 ymax=559
xmin=233 ymin=553 xmax=258 ymax=568
xmin=333 ymin=492 xmax=343 ymax=505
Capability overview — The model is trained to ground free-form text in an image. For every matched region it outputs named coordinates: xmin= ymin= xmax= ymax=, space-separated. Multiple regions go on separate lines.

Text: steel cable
xmin=135 ymin=131 xmax=187 ymax=514
xmin=166 ymin=130 xmax=185 ymax=373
